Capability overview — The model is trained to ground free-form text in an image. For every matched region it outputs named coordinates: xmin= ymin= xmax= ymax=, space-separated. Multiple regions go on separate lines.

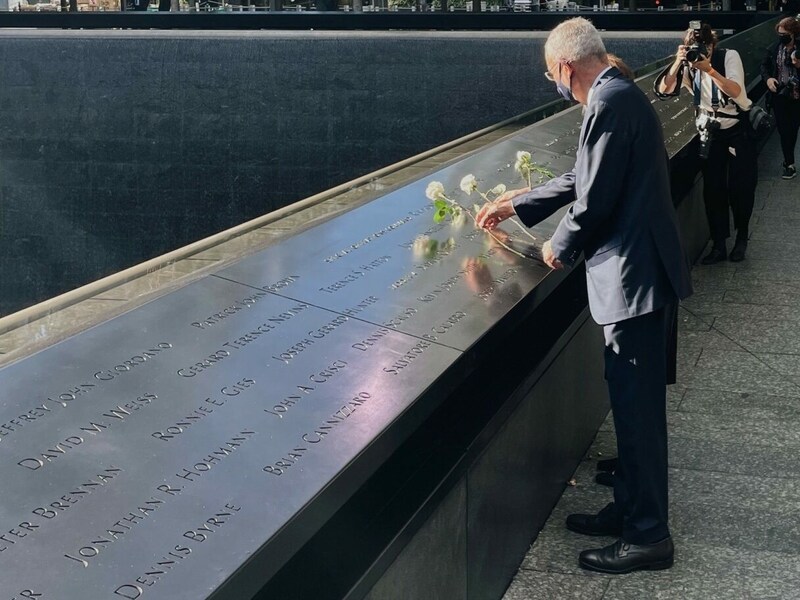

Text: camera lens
xmin=686 ymin=49 xmax=699 ymax=62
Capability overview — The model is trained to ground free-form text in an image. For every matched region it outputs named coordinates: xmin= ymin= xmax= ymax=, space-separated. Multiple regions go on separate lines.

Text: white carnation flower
xmin=460 ymin=174 xmax=478 ymax=195
xmin=425 ymin=181 xmax=445 ymax=201
xmin=490 ymin=184 xmax=507 ymax=195
xmin=515 ymin=151 xmax=532 ymax=174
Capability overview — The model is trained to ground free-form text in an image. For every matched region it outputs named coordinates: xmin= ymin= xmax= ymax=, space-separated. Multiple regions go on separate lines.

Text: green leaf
xmin=434 ymin=209 xmax=446 ymax=223
xmin=433 ymin=199 xmax=448 ymax=212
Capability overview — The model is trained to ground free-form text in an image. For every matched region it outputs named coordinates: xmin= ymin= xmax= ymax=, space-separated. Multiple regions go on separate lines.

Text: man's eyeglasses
xmin=544 ymin=63 xmax=564 ymax=82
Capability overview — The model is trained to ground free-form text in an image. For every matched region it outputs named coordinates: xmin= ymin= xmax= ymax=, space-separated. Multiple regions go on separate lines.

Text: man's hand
xmin=542 ymin=240 xmax=564 ymax=270
xmin=767 ymin=77 xmax=779 ymax=93
xmin=476 ymin=188 xmax=527 ymax=230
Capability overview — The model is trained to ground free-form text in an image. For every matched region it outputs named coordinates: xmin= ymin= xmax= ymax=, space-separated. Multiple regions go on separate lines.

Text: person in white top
xmin=657 ymin=23 xmax=758 ymax=264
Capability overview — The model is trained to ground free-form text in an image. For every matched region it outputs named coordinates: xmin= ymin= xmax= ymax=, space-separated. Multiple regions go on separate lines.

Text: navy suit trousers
xmin=603 ymin=303 xmax=675 ymax=545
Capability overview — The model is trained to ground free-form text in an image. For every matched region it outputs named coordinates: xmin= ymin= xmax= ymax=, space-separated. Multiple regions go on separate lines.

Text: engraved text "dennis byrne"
xmin=113 ymin=502 xmax=242 ymax=599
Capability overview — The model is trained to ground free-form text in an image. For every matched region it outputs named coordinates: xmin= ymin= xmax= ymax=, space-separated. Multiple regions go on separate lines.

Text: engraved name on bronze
xmin=476 ymin=268 xmax=519 ymax=301
xmin=263 ymin=384 xmax=315 ymax=419
xmin=64 ymin=431 xmax=255 ymax=569
xmin=417 ymin=248 xmax=498 ymax=303
xmin=177 ymin=305 xmax=309 ymax=378
xmin=152 ymin=379 xmax=254 ymax=442
xmin=173 ymin=430 xmax=256 ymax=485
xmin=324 ymin=214 xmax=418 ymax=263
xmin=113 ymin=502 xmax=242 ymax=599
xmin=0 ymin=467 xmax=124 ymax=557
xmin=17 ymin=394 xmax=158 ymax=472
xmin=341 ymin=295 xmax=380 ymax=317
xmin=93 ymin=343 xmax=174 ymax=382
xmin=190 ymin=291 xmax=269 ymax=330
xmin=1 ymin=346 xmax=167 ymax=444
xmin=261 ymin=275 xmax=300 ymax=293
xmin=382 ymin=307 xmax=417 ymax=329
xmin=263 ymin=392 xmax=371 ymax=475
xmin=270 ymin=315 xmax=349 ymax=365
xmin=392 ymin=238 xmax=459 ymax=291
xmin=351 ymin=328 xmax=392 ymax=352
xmin=318 ymin=256 xmax=391 ymax=294
xmin=263 ymin=360 xmax=348 ymax=418
xmin=383 ymin=340 xmax=433 ymax=375
xmin=398 ymin=223 xmax=447 ymax=249
xmin=421 ymin=311 xmax=468 ymax=342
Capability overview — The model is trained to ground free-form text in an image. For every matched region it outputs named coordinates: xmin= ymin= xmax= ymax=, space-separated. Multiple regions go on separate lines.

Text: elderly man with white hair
xmin=477 ymin=18 xmax=692 ymax=574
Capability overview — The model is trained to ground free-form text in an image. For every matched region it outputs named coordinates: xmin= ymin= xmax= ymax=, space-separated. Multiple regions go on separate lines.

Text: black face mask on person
xmin=778 ymin=34 xmax=793 ymax=46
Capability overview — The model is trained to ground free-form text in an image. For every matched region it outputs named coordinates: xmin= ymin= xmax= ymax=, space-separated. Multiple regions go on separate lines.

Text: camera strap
xmin=693 ymin=70 xmax=722 ymax=117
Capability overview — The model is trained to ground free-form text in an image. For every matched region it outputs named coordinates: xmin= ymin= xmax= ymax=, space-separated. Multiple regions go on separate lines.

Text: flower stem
xmin=443 ymin=195 xmax=530 ymax=260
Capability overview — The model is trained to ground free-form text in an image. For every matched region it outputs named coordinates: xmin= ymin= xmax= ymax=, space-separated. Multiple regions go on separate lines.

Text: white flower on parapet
xmin=490 ymin=184 xmax=507 ymax=196
xmin=514 ymin=151 xmax=532 ymax=173
xmin=460 ymin=174 xmax=478 ymax=195
xmin=425 ymin=181 xmax=445 ymax=201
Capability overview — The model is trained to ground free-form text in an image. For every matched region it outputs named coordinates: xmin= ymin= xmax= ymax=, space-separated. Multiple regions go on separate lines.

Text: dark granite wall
xmin=0 ymin=31 xmax=679 ymax=317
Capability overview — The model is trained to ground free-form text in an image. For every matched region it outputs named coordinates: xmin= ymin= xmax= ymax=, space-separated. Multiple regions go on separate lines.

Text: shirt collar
xmin=587 ymin=66 xmax=615 ymax=107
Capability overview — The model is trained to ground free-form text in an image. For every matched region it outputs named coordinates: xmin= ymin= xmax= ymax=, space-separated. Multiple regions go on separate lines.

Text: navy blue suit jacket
xmin=513 ymin=68 xmax=692 ymax=325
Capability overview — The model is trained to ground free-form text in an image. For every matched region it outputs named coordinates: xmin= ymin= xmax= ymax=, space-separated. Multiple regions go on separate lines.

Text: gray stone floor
xmin=502 ymin=133 xmax=800 ymax=600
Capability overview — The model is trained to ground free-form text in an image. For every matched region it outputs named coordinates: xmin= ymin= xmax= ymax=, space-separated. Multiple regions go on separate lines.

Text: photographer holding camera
xmin=657 ymin=22 xmax=758 ymax=264
xmin=761 ymin=17 xmax=800 ymax=180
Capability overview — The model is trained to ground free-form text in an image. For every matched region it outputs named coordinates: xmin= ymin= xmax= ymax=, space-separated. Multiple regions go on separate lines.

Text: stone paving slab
xmin=503 ymin=132 xmax=800 ymax=599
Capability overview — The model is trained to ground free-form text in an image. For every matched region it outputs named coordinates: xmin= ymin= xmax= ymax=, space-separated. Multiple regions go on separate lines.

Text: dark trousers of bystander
xmin=772 ymin=95 xmax=800 ymax=167
xmin=604 ymin=302 xmax=676 ymax=546
xmin=701 ymin=124 xmax=758 ymax=246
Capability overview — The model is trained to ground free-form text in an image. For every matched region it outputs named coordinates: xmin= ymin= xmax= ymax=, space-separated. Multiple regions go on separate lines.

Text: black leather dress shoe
xmin=579 ymin=537 xmax=674 ymax=574
xmin=566 ymin=502 xmax=623 ymax=537
xmin=729 ymin=239 xmax=747 ymax=262
xmin=595 ymin=471 xmax=615 ymax=488
xmin=700 ymin=246 xmax=727 ymax=265
xmin=596 ymin=457 xmax=618 ymax=473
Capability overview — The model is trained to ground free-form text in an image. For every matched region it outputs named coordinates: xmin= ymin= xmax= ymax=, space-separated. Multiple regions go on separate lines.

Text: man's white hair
xmin=545 ymin=17 xmax=607 ymax=64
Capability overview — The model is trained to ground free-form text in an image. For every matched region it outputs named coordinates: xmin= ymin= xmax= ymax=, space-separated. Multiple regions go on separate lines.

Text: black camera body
xmin=686 ymin=43 xmax=709 ymax=63
xmin=685 ymin=20 xmax=708 ymax=64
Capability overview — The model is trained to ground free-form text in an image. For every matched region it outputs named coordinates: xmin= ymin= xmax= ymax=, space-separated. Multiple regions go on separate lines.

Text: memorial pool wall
xmin=0 ymin=30 xmax=680 ymax=316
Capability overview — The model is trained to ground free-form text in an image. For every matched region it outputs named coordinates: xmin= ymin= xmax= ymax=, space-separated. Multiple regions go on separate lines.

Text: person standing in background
xmin=657 ymin=23 xmax=758 ymax=264
xmin=762 ymin=17 xmax=800 ymax=179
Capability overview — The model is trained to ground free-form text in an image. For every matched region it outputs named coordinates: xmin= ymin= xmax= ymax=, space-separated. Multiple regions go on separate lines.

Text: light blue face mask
xmin=555 ymin=63 xmax=575 ymax=102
